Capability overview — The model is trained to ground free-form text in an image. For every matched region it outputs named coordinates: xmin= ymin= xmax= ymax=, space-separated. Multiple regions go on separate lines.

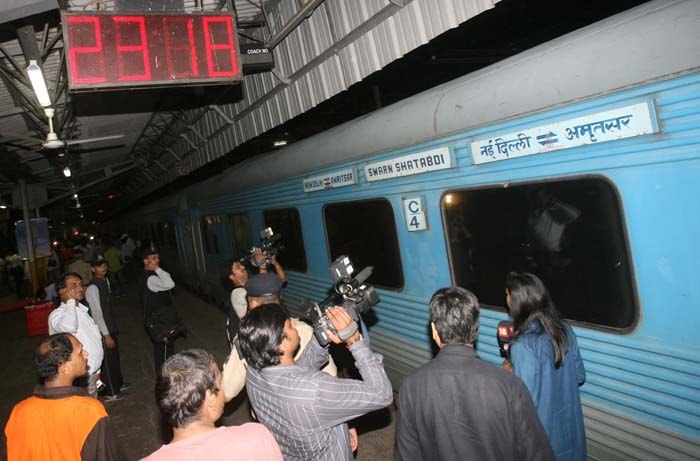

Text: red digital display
xmin=62 ymin=12 xmax=241 ymax=91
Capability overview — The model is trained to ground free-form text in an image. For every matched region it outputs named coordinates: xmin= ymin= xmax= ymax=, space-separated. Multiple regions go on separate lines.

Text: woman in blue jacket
xmin=505 ymin=272 xmax=586 ymax=461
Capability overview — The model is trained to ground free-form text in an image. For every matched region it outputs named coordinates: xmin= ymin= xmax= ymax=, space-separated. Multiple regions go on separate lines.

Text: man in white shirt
xmin=48 ymin=272 xmax=104 ymax=397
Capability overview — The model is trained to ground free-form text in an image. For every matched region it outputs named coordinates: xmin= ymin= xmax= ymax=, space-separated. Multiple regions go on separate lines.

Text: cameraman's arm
xmin=270 ymin=256 xmax=287 ymax=283
xmin=296 ymin=325 xmax=331 ymax=371
xmin=221 ymin=339 xmax=247 ymax=401
xmin=312 ymin=308 xmax=392 ymax=427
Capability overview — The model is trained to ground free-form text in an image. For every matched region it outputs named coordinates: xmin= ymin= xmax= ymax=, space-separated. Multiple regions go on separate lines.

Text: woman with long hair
xmin=505 ymin=271 xmax=586 ymax=461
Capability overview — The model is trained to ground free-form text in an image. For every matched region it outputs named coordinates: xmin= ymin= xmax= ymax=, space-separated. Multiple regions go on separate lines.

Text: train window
xmin=149 ymin=223 xmax=158 ymax=244
xmin=263 ymin=208 xmax=307 ymax=272
xmin=156 ymin=223 xmax=165 ymax=245
xmin=443 ymin=177 xmax=636 ymax=330
xmin=227 ymin=212 xmax=252 ymax=258
xmin=324 ymin=199 xmax=404 ymax=290
xmin=164 ymin=222 xmax=176 ymax=248
xmin=200 ymin=215 xmax=220 ymax=255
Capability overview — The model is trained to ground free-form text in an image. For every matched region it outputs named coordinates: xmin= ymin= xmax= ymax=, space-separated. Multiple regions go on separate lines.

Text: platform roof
xmin=0 ymin=0 xmax=649 ymax=233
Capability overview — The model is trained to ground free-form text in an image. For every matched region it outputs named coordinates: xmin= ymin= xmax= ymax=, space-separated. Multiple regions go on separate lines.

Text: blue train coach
xmin=117 ymin=1 xmax=700 ymax=459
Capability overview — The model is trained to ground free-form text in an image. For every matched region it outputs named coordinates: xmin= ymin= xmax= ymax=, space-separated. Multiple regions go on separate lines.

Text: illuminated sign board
xmin=62 ymin=12 xmax=242 ymax=91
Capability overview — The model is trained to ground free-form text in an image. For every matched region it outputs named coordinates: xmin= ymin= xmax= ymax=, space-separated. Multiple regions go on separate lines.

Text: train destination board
xmin=470 ymin=102 xmax=657 ymax=164
xmin=62 ymin=12 xmax=241 ymax=91
xmin=303 ymin=168 xmax=356 ymax=193
xmin=364 ymin=147 xmax=452 ymax=182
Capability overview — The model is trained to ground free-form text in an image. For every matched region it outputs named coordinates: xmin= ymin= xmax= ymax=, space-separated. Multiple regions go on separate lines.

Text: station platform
xmin=0 ymin=279 xmax=396 ymax=460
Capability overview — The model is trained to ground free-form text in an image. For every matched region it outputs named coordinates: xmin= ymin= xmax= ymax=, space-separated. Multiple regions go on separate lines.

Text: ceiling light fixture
xmin=0 ymin=205 xmax=7 ymax=209
xmin=26 ymin=60 xmax=52 ymax=107
xmin=273 ymin=140 xmax=287 ymax=147
xmin=63 ymin=166 xmax=72 ymax=177
xmin=73 ymin=193 xmax=78 ymax=199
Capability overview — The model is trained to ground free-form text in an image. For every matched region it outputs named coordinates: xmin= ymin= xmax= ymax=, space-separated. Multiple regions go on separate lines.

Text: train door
xmin=189 ymin=207 xmax=206 ymax=274
xmin=177 ymin=211 xmax=195 ymax=271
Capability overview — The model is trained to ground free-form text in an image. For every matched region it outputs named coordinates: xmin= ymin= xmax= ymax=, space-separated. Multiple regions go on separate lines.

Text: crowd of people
xmin=1 ymin=233 xmax=137 ymax=301
xmin=3 ymin=234 xmax=587 ymax=461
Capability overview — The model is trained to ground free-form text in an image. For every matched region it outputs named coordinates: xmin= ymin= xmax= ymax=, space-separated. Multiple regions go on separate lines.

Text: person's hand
xmin=104 ymin=335 xmax=116 ymax=349
xmin=502 ymin=359 xmax=513 ymax=372
xmin=253 ymin=248 xmax=267 ymax=265
xmin=348 ymin=427 xmax=359 ymax=452
xmin=270 ymin=255 xmax=280 ymax=267
xmin=324 ymin=307 xmax=358 ymax=345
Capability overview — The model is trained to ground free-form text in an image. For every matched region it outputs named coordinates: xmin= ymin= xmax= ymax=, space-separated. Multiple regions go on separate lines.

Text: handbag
xmin=145 ymin=309 xmax=186 ymax=343
xmin=143 ymin=289 xmax=186 ymax=343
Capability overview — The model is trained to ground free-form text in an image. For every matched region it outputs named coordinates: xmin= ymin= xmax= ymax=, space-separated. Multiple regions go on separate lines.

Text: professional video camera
xmin=303 ymin=255 xmax=380 ymax=346
xmin=250 ymin=227 xmax=284 ymax=266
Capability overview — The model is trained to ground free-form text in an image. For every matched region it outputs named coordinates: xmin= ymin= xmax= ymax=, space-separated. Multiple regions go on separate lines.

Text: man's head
xmin=142 ymin=243 xmax=160 ymax=271
xmin=238 ymin=303 xmax=298 ymax=370
xmin=245 ymin=273 xmax=283 ymax=309
xmin=56 ymin=272 xmax=84 ymax=303
xmin=429 ymin=286 xmax=480 ymax=348
xmin=228 ymin=259 xmax=248 ymax=287
xmin=90 ymin=255 xmax=109 ymax=278
xmin=36 ymin=333 xmax=88 ymax=385
xmin=156 ymin=349 xmax=225 ymax=429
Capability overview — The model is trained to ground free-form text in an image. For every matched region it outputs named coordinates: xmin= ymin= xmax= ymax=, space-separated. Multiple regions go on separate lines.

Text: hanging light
xmin=63 ymin=167 xmax=71 ymax=177
xmin=26 ymin=60 xmax=52 ymax=107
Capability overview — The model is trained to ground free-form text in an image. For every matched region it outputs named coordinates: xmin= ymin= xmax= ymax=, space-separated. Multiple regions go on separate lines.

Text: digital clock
xmin=62 ymin=12 xmax=242 ymax=91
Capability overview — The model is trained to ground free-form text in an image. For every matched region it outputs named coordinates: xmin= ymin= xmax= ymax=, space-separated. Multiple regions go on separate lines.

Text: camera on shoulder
xmin=303 ymin=255 xmax=380 ymax=346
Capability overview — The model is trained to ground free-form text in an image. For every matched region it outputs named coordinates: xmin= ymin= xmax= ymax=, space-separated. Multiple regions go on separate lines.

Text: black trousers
xmin=153 ymin=340 xmax=175 ymax=374
xmin=101 ymin=335 xmax=124 ymax=396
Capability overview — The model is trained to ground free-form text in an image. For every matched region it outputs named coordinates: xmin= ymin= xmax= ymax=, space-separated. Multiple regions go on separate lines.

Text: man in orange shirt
xmin=4 ymin=333 xmax=124 ymax=460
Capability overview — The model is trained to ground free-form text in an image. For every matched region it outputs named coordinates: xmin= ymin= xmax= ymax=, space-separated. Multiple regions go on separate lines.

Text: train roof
xmin=177 ymin=0 xmax=699 ymax=207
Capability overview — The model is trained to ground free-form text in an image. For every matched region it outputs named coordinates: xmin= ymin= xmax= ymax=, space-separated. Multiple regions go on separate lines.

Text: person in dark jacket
xmin=4 ymin=333 xmax=124 ymax=460
xmin=141 ymin=244 xmax=182 ymax=372
xmin=85 ymin=255 xmax=130 ymax=401
xmin=395 ymin=286 xmax=554 ymax=461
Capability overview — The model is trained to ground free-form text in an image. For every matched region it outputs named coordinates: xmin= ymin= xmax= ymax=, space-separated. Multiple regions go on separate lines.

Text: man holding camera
xmin=221 ymin=273 xmax=337 ymax=400
xmin=238 ymin=303 xmax=392 ymax=461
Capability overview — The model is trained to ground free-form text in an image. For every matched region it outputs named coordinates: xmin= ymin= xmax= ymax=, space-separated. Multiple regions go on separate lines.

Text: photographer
xmin=220 ymin=274 xmax=336 ymax=400
xmin=238 ymin=304 xmax=392 ymax=461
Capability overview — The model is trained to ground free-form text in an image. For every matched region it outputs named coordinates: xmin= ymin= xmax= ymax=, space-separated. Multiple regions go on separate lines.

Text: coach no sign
xmin=403 ymin=196 xmax=428 ymax=232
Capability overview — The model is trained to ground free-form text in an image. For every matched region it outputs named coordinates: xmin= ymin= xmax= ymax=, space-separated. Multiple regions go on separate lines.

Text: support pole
xmin=19 ymin=179 xmax=39 ymax=297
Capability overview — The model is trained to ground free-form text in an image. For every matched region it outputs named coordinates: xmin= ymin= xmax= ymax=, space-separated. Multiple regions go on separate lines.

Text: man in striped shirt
xmin=238 ymin=303 xmax=393 ymax=461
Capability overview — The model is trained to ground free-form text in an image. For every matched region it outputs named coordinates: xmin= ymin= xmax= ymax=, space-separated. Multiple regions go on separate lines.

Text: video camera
xmin=304 ymin=255 xmax=380 ymax=346
xmin=250 ymin=227 xmax=284 ymax=266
